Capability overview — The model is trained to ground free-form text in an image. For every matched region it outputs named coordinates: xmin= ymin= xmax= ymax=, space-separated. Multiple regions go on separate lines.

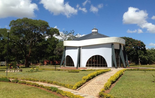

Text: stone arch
xmin=66 ymin=55 xmax=74 ymax=67
xmin=86 ymin=55 xmax=107 ymax=67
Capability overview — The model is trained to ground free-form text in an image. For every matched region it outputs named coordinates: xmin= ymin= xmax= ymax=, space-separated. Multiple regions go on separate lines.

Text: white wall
xmin=66 ymin=44 xmax=113 ymax=67
xmin=81 ymin=44 xmax=112 ymax=67
xmin=65 ymin=47 xmax=78 ymax=67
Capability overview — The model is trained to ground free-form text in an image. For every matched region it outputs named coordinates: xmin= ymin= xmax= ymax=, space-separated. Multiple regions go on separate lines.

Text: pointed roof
xmin=74 ymin=28 xmax=108 ymax=41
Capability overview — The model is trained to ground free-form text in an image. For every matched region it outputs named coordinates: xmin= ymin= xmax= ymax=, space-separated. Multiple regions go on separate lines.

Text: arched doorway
xmin=66 ymin=55 xmax=74 ymax=67
xmin=86 ymin=55 xmax=107 ymax=67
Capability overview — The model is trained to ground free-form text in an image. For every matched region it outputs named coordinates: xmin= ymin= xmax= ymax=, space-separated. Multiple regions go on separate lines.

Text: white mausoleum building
xmin=60 ymin=28 xmax=129 ymax=68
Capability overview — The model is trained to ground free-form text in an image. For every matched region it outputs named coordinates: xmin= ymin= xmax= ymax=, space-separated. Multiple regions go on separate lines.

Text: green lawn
xmin=0 ymin=82 xmax=60 ymax=98
xmin=130 ymin=64 xmax=155 ymax=68
xmin=109 ymin=71 xmax=155 ymax=98
xmin=0 ymin=66 xmax=95 ymax=85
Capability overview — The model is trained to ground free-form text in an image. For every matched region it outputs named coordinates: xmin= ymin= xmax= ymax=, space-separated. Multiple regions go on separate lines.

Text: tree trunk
xmin=25 ymin=56 xmax=30 ymax=67
xmin=25 ymin=48 xmax=31 ymax=67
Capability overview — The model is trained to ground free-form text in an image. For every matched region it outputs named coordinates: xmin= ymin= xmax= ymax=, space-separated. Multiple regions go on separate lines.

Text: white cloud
xmin=90 ymin=4 xmax=103 ymax=13
xmin=123 ymin=7 xmax=155 ymax=33
xmin=82 ymin=0 xmax=91 ymax=6
xmin=140 ymin=23 xmax=155 ymax=33
xmin=0 ymin=0 xmax=38 ymax=18
xmin=75 ymin=33 xmax=85 ymax=38
xmin=98 ymin=4 xmax=103 ymax=8
xmin=76 ymin=4 xmax=79 ymax=8
xmin=54 ymin=31 xmax=85 ymax=41
xmin=149 ymin=43 xmax=155 ymax=47
xmin=151 ymin=16 xmax=155 ymax=20
xmin=137 ymin=29 xmax=143 ymax=33
xmin=79 ymin=7 xmax=87 ymax=13
xmin=40 ymin=0 xmax=77 ymax=18
xmin=127 ymin=29 xmax=137 ymax=33
xmin=54 ymin=26 xmax=57 ymax=28
xmin=90 ymin=5 xmax=98 ymax=13
xmin=123 ymin=7 xmax=147 ymax=24
xmin=127 ymin=29 xmax=143 ymax=33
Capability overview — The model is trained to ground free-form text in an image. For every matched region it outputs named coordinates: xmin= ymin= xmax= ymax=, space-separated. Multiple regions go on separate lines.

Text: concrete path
xmin=18 ymin=68 xmax=123 ymax=98
xmin=78 ymin=68 xmax=124 ymax=97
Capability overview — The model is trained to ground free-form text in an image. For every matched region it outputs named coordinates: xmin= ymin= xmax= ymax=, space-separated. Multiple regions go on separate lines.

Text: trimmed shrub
xmin=127 ymin=68 xmax=155 ymax=71
xmin=56 ymin=90 xmax=83 ymax=98
xmin=11 ymin=79 xmax=19 ymax=83
xmin=104 ymin=69 xmax=126 ymax=90
xmin=18 ymin=80 xmax=26 ymax=84
xmin=99 ymin=69 xmax=126 ymax=98
xmin=50 ymin=87 xmax=58 ymax=92
xmin=99 ymin=92 xmax=113 ymax=98
xmin=0 ymin=77 xmax=10 ymax=82
xmin=68 ymin=70 xmax=80 ymax=73
xmin=73 ymin=69 xmax=111 ymax=89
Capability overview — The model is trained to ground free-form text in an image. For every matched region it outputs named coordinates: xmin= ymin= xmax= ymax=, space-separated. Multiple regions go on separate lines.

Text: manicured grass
xmin=0 ymin=82 xmax=60 ymax=98
xmin=130 ymin=64 xmax=155 ymax=68
xmin=0 ymin=66 xmax=95 ymax=85
xmin=109 ymin=71 xmax=155 ymax=98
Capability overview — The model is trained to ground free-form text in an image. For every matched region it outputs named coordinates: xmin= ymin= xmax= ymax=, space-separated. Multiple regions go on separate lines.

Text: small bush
xmin=18 ymin=81 xmax=26 ymax=84
xmin=11 ymin=79 xmax=19 ymax=83
xmin=68 ymin=70 xmax=80 ymax=73
xmin=50 ymin=87 xmax=58 ymax=92
xmin=0 ymin=77 xmax=10 ymax=82
xmin=99 ymin=69 xmax=126 ymax=98
xmin=73 ymin=69 xmax=111 ymax=89
xmin=99 ymin=92 xmax=113 ymax=98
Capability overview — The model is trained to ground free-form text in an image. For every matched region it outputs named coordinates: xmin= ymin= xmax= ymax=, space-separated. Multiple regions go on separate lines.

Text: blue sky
xmin=0 ymin=0 xmax=155 ymax=48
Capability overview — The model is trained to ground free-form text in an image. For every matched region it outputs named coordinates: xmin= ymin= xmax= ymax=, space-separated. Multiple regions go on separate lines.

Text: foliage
xmin=68 ymin=70 xmax=80 ymax=73
xmin=0 ymin=77 xmax=10 ymax=82
xmin=0 ymin=82 xmax=61 ymax=98
xmin=11 ymin=79 xmax=19 ymax=83
xmin=54 ymin=41 xmax=64 ymax=60
xmin=27 ymin=67 xmax=40 ymax=72
xmin=104 ymin=69 xmax=126 ymax=90
xmin=56 ymin=90 xmax=83 ymax=98
xmin=99 ymin=92 xmax=113 ymax=98
xmin=73 ymin=69 xmax=111 ymax=89
xmin=122 ymin=37 xmax=146 ymax=64
xmin=99 ymin=69 xmax=126 ymax=98
xmin=1 ymin=79 xmax=83 ymax=98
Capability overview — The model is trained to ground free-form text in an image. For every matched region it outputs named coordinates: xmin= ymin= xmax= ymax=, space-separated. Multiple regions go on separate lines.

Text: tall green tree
xmin=54 ymin=41 xmax=63 ymax=61
xmin=122 ymin=37 xmax=146 ymax=65
xmin=9 ymin=18 xmax=50 ymax=67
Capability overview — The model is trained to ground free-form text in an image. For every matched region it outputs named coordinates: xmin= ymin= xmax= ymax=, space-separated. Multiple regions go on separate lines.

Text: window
xmin=86 ymin=55 xmax=107 ymax=67
xmin=66 ymin=55 xmax=74 ymax=66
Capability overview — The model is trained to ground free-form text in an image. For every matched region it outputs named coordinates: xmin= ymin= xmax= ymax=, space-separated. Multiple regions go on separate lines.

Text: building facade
xmin=60 ymin=28 xmax=129 ymax=68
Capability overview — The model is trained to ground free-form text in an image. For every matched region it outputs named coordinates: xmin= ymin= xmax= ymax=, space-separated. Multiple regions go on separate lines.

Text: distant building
xmin=60 ymin=28 xmax=129 ymax=68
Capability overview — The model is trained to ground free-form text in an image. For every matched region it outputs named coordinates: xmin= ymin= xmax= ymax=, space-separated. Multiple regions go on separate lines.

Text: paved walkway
xmin=18 ymin=68 xmax=123 ymax=98
xmin=78 ymin=68 xmax=124 ymax=97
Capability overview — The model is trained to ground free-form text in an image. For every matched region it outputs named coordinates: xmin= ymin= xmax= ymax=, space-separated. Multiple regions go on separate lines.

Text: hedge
xmin=0 ymin=77 xmax=10 ymax=82
xmin=127 ymin=68 xmax=155 ymax=71
xmin=6 ymin=77 xmax=73 ymax=89
xmin=99 ymin=69 xmax=126 ymax=98
xmin=0 ymin=79 xmax=84 ymax=98
xmin=73 ymin=69 xmax=111 ymax=90
xmin=68 ymin=70 xmax=80 ymax=73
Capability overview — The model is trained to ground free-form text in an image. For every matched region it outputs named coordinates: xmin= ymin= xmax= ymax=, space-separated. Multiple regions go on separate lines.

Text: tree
xmin=0 ymin=28 xmax=7 ymax=61
xmin=9 ymin=18 xmax=50 ymax=67
xmin=146 ymin=49 xmax=155 ymax=64
xmin=57 ymin=30 xmax=75 ymax=41
xmin=54 ymin=41 xmax=63 ymax=61
xmin=122 ymin=37 xmax=146 ymax=65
